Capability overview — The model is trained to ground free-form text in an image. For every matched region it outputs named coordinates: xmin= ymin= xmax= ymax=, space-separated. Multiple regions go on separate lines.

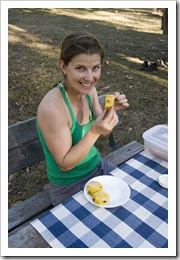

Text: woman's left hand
xmin=113 ymin=92 xmax=129 ymax=111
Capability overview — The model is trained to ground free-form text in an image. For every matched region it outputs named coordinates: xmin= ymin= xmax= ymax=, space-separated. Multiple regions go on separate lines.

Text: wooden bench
xmin=8 ymin=94 xmax=144 ymax=236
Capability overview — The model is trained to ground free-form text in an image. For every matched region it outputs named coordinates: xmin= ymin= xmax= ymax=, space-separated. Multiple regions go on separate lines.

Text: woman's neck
xmin=63 ymin=82 xmax=83 ymax=105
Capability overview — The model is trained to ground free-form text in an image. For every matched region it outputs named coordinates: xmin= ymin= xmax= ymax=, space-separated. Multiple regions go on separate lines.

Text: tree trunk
xmin=162 ymin=8 xmax=168 ymax=35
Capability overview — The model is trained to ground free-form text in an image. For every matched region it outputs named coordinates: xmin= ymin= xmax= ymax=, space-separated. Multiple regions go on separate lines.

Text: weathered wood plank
xmin=8 ymin=222 xmax=51 ymax=248
xmin=8 ymin=140 xmax=44 ymax=175
xmin=8 ymin=189 xmax=52 ymax=232
xmin=8 ymin=117 xmax=37 ymax=150
xmin=105 ymin=141 xmax=144 ymax=166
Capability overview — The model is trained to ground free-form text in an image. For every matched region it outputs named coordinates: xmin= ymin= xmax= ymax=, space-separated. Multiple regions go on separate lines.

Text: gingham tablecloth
xmin=31 ymin=151 xmax=168 ymax=248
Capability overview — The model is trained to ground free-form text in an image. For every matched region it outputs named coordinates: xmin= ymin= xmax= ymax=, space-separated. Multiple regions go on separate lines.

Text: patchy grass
xmin=8 ymin=8 xmax=168 ymax=207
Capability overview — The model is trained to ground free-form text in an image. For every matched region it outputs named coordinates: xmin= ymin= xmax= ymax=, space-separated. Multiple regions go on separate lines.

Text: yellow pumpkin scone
xmin=86 ymin=181 xmax=103 ymax=196
xmin=105 ymin=94 xmax=114 ymax=109
xmin=92 ymin=190 xmax=110 ymax=205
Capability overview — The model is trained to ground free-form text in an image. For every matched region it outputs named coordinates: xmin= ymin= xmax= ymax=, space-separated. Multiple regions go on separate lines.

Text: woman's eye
xmin=76 ymin=67 xmax=84 ymax=71
xmin=76 ymin=65 xmax=100 ymax=72
xmin=93 ymin=65 xmax=100 ymax=71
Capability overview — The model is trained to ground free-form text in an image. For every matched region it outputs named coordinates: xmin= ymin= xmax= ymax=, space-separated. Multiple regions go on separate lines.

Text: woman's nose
xmin=84 ymin=70 xmax=93 ymax=81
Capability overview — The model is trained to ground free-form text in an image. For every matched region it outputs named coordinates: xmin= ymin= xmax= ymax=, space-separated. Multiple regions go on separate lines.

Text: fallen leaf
xmin=125 ymin=75 xmax=133 ymax=80
xmin=19 ymin=105 xmax=24 ymax=111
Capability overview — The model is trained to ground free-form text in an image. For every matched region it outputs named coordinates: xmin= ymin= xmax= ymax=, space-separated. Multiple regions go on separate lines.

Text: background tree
xmin=162 ymin=8 xmax=168 ymax=35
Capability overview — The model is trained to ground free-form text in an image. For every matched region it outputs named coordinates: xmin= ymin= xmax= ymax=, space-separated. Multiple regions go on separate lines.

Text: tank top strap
xmin=85 ymin=94 xmax=92 ymax=109
xmin=56 ymin=82 xmax=94 ymax=124
xmin=56 ymin=82 xmax=76 ymax=123
xmin=85 ymin=94 xmax=94 ymax=121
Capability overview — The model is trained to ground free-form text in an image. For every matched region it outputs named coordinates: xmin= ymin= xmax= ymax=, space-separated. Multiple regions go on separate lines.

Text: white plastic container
xmin=143 ymin=125 xmax=168 ymax=161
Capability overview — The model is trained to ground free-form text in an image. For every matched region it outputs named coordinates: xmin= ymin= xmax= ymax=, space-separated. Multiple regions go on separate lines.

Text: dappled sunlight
xmin=8 ymin=24 xmax=26 ymax=33
xmin=118 ymin=54 xmax=142 ymax=65
xmin=8 ymin=8 xmax=163 ymax=63
xmin=8 ymin=24 xmax=58 ymax=57
xmin=8 ymin=7 xmax=167 ymax=134
xmin=45 ymin=8 xmax=162 ymax=34
xmin=109 ymin=60 xmax=167 ymax=86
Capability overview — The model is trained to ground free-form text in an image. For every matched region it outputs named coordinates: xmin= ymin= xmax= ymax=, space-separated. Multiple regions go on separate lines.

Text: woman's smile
xmin=60 ymin=53 xmax=101 ymax=94
xmin=79 ymin=82 xmax=93 ymax=88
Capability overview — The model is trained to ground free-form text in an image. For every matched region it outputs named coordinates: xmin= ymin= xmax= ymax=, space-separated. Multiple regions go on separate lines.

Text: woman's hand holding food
xmin=113 ymin=92 xmax=129 ymax=111
xmin=91 ymin=107 xmax=118 ymax=137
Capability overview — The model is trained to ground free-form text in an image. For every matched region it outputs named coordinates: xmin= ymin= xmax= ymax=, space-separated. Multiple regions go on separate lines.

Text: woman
xmin=37 ymin=32 xmax=129 ymax=206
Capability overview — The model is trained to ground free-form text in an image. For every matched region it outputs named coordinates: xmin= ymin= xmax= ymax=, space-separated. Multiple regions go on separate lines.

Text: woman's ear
xmin=59 ymin=60 xmax=67 ymax=76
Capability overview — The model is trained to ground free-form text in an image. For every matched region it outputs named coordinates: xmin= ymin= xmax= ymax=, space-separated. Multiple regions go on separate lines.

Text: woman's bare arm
xmin=37 ymin=89 xmax=118 ymax=172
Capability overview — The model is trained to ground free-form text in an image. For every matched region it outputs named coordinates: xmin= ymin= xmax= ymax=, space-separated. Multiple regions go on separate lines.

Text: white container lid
xmin=143 ymin=124 xmax=168 ymax=150
xmin=158 ymin=174 xmax=168 ymax=188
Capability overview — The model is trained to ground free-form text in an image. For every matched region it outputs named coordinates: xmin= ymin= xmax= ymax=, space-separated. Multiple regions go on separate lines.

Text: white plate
xmin=84 ymin=175 xmax=131 ymax=208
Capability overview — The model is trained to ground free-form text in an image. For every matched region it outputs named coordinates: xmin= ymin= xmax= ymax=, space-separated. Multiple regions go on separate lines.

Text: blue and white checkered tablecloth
xmin=31 ymin=151 xmax=168 ymax=248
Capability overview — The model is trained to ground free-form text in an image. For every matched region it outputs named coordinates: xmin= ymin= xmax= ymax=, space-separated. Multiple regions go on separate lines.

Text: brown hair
xmin=60 ymin=32 xmax=104 ymax=65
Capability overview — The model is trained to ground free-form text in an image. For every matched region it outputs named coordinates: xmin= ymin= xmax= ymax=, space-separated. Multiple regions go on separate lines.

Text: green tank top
xmin=37 ymin=83 xmax=101 ymax=185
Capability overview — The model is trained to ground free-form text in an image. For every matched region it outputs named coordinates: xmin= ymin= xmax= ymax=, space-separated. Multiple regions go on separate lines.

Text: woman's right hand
xmin=91 ymin=107 xmax=119 ymax=137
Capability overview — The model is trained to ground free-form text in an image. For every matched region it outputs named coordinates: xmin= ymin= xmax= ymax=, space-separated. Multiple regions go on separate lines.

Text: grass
xmin=8 ymin=8 xmax=168 ymax=207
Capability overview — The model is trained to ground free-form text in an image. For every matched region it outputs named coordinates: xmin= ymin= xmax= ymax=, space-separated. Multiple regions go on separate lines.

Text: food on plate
xmin=86 ymin=181 xmax=103 ymax=196
xmin=85 ymin=179 xmax=110 ymax=206
xmin=105 ymin=94 xmax=114 ymax=109
xmin=92 ymin=190 xmax=110 ymax=205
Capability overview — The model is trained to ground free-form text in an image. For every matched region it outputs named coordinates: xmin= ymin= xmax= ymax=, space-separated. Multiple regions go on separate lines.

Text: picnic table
xmin=8 ymin=141 xmax=168 ymax=249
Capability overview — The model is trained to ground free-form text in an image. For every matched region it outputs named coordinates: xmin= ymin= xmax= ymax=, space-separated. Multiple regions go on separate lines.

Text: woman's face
xmin=60 ymin=53 xmax=102 ymax=95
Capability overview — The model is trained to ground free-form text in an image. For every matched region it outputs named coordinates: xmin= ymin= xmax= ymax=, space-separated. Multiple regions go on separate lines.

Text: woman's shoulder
xmin=37 ymin=87 xmax=66 ymax=120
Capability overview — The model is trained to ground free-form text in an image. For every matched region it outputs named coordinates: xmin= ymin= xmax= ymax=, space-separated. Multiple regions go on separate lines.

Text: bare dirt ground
xmin=8 ymin=8 xmax=168 ymax=207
